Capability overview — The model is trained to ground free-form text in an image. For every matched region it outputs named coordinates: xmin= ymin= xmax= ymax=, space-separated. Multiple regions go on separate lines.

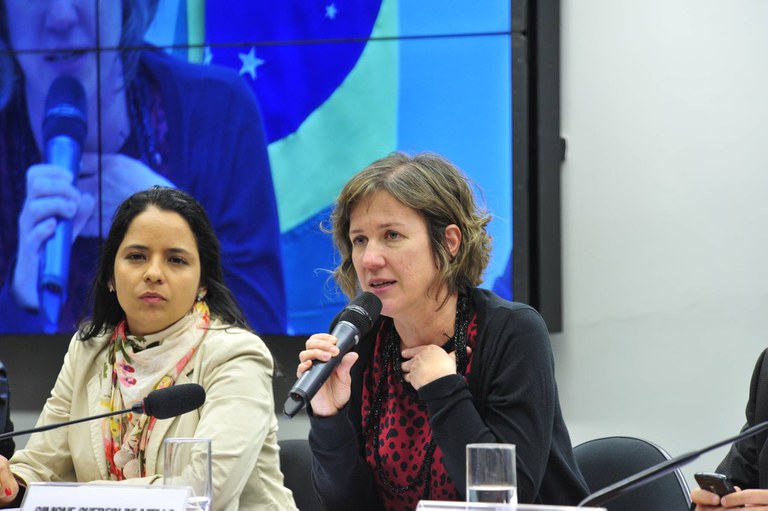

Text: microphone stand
xmin=579 ymin=421 xmax=768 ymax=507
xmin=0 ymin=404 xmax=142 ymax=442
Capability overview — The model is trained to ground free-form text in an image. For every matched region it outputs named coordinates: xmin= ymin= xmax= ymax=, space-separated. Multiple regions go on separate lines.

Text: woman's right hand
xmin=0 ymin=456 xmax=20 ymax=506
xmin=77 ymin=153 xmax=175 ymax=238
xmin=13 ymin=164 xmax=95 ymax=309
xmin=297 ymin=333 xmax=359 ymax=417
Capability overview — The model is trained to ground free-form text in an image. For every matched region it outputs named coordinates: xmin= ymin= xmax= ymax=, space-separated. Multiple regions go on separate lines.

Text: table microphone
xmin=0 ymin=383 xmax=206 ymax=442
xmin=578 ymin=420 xmax=768 ymax=507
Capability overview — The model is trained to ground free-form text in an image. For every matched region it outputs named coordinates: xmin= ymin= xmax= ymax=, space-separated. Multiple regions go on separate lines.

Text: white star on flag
xmin=238 ymin=47 xmax=265 ymax=80
xmin=325 ymin=3 xmax=338 ymax=20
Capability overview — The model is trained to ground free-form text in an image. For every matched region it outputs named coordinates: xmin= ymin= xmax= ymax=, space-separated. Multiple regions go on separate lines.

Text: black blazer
xmin=717 ymin=348 xmax=768 ymax=489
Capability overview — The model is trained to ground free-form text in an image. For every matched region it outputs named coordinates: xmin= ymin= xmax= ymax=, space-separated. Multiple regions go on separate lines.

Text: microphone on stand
xmin=0 ymin=383 xmax=206 ymax=442
xmin=284 ymin=292 xmax=382 ymax=418
xmin=578 ymin=420 xmax=768 ymax=507
xmin=39 ymin=75 xmax=88 ymax=334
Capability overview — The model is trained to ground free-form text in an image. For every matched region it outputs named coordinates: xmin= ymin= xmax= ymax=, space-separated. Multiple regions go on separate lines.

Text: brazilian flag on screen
xmin=202 ymin=0 xmax=395 ymax=333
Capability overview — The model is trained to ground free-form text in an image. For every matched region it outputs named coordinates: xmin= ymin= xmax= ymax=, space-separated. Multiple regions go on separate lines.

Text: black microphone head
xmin=43 ymin=75 xmax=87 ymax=145
xmin=338 ymin=291 xmax=382 ymax=335
xmin=142 ymin=383 xmax=206 ymax=420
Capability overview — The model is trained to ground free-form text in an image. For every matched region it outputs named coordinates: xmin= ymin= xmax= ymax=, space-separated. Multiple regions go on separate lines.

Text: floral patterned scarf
xmin=101 ymin=300 xmax=210 ymax=480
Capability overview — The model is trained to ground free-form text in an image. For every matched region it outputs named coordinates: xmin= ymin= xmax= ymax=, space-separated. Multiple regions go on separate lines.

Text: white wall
xmin=557 ymin=0 xmax=768 ymax=485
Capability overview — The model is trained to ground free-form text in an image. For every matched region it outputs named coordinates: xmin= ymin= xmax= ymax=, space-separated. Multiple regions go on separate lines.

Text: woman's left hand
xmin=77 ymin=153 xmax=175 ymax=237
xmin=400 ymin=345 xmax=470 ymax=390
xmin=0 ymin=456 xmax=19 ymax=506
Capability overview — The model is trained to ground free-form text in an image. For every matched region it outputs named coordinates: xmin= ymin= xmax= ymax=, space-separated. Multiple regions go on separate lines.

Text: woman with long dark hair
xmin=0 ymin=187 xmax=296 ymax=511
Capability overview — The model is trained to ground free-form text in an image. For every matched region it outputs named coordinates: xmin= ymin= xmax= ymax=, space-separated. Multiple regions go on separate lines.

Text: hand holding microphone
xmin=294 ymin=332 xmax=361 ymax=417
xmin=13 ymin=164 xmax=94 ymax=310
xmin=284 ymin=292 xmax=382 ymax=418
xmin=37 ymin=76 xmax=89 ymax=332
xmin=11 ymin=76 xmax=91 ymax=331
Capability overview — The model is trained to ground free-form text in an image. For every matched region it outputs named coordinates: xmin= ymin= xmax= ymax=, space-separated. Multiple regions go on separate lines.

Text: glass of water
xmin=466 ymin=443 xmax=517 ymax=504
xmin=163 ymin=437 xmax=213 ymax=511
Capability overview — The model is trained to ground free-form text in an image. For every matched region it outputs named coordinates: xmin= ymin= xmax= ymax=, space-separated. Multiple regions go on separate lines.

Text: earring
xmin=196 ymin=293 xmax=205 ymax=302
xmin=108 ymin=284 xmax=115 ymax=293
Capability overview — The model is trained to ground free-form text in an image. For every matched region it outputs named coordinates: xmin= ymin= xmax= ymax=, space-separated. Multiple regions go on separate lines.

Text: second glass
xmin=163 ymin=437 xmax=213 ymax=511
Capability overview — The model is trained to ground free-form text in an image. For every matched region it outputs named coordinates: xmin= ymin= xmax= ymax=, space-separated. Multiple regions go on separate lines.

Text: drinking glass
xmin=163 ymin=437 xmax=213 ymax=511
xmin=466 ymin=443 xmax=517 ymax=504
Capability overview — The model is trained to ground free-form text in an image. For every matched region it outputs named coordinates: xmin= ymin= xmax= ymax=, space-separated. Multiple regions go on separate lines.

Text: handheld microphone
xmin=578 ymin=420 xmax=768 ymax=507
xmin=39 ymin=75 xmax=87 ymax=334
xmin=284 ymin=292 xmax=382 ymax=418
xmin=0 ymin=383 xmax=206 ymax=441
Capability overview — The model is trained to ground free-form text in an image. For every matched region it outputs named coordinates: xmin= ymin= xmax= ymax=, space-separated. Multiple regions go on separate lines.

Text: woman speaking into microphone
xmin=0 ymin=0 xmax=285 ymax=335
xmin=295 ymin=152 xmax=588 ymax=510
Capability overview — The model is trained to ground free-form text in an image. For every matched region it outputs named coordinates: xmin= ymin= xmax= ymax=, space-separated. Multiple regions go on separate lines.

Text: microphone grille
xmin=338 ymin=291 xmax=382 ymax=335
xmin=43 ymin=76 xmax=87 ymax=144
xmin=143 ymin=383 xmax=206 ymax=420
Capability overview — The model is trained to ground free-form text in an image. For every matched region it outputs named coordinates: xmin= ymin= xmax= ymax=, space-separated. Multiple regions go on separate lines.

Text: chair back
xmin=279 ymin=438 xmax=323 ymax=511
xmin=573 ymin=436 xmax=691 ymax=511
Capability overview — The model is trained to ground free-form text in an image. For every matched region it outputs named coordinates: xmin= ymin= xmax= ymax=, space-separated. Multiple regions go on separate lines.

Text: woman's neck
xmin=393 ymin=292 xmax=459 ymax=349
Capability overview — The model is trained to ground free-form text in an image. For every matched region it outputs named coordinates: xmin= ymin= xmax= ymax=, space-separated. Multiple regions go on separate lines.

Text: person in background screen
xmin=691 ymin=348 xmax=768 ymax=510
xmin=0 ymin=187 xmax=297 ymax=511
xmin=0 ymin=0 xmax=286 ymax=334
xmin=295 ymin=152 xmax=588 ymax=510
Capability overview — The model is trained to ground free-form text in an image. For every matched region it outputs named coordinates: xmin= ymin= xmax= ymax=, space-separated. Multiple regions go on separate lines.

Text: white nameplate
xmin=21 ymin=482 xmax=190 ymax=511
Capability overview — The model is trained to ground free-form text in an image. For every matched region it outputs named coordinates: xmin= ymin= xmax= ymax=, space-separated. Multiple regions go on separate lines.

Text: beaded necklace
xmin=364 ymin=294 xmax=472 ymax=498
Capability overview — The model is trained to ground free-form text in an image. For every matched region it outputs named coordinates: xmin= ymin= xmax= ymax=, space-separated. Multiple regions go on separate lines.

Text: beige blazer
xmin=10 ymin=321 xmax=297 ymax=511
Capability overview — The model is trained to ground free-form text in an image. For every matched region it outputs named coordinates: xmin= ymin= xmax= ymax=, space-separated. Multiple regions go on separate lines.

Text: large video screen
xmin=0 ymin=0 xmax=513 ymax=336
